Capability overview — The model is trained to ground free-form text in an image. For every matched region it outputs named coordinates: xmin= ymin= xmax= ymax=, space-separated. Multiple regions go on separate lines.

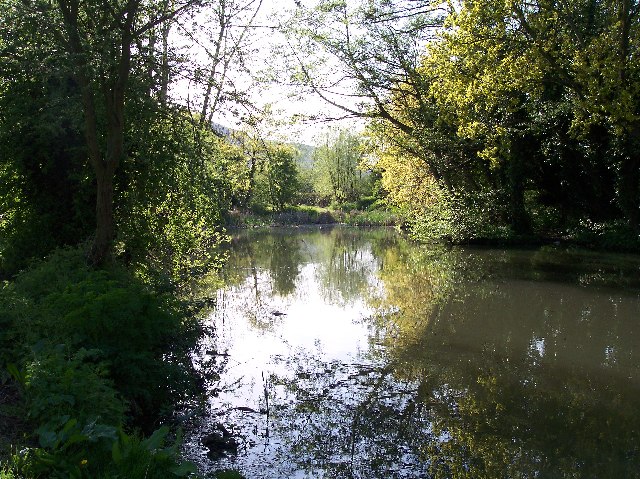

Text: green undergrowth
xmin=400 ymin=191 xmax=640 ymax=253
xmin=407 ymin=211 xmax=640 ymax=253
xmin=0 ymin=247 xmax=200 ymax=478
xmin=567 ymin=220 xmax=640 ymax=252
xmin=227 ymin=204 xmax=401 ymax=228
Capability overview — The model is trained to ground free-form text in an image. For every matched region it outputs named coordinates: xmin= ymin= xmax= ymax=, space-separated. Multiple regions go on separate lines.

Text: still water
xmin=184 ymin=226 xmax=640 ymax=478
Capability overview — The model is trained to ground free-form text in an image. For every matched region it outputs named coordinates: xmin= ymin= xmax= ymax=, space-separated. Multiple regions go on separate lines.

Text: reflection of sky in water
xmin=210 ymin=261 xmax=376 ymax=408
xmin=185 ymin=228 xmax=387 ymax=477
xmin=183 ymin=228 xmax=640 ymax=479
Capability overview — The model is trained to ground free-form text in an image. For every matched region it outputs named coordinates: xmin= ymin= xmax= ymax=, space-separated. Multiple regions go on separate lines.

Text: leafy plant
xmin=11 ymin=421 xmax=196 ymax=479
xmin=24 ymin=347 xmax=124 ymax=427
xmin=1 ymin=246 xmax=202 ymax=477
xmin=23 ymin=416 xmax=117 ymax=479
xmin=107 ymin=426 xmax=196 ymax=479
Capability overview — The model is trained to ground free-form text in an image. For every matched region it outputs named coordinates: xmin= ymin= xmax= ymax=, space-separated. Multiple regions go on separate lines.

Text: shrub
xmin=356 ymin=196 xmax=377 ymax=210
xmin=0 ymin=246 xmax=200 ymax=477
xmin=570 ymin=220 xmax=640 ymax=252
xmin=24 ymin=347 xmax=124 ymax=428
xmin=408 ymin=188 xmax=510 ymax=243
xmin=4 ymin=247 xmax=198 ymax=423
xmin=11 ymin=422 xmax=194 ymax=479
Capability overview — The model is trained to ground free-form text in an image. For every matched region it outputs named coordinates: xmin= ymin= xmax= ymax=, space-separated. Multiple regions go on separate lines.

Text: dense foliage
xmin=0 ymin=248 xmax=199 ymax=478
xmin=0 ymin=0 xmax=238 ymax=476
xmin=311 ymin=130 xmax=366 ymax=204
xmin=0 ymin=0 xmax=234 ymax=279
xmin=2 ymin=0 xmax=640 ymax=475
xmin=282 ymin=0 xmax=640 ymax=248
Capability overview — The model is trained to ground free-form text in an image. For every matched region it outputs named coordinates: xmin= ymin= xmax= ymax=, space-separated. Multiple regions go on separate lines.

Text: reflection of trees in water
xmin=225 ymin=226 xmax=399 ymax=305
xmin=309 ymin=227 xmax=404 ymax=306
xmin=213 ymin=227 xmax=392 ymax=335
xmin=213 ymin=231 xmax=640 ymax=477
xmin=264 ymin=242 xmax=640 ymax=478
xmin=368 ymin=245 xmax=640 ymax=478
xmin=266 ymin=234 xmax=304 ymax=296
xmin=223 ymin=230 xmax=305 ymax=297
xmin=314 ymin=228 xmax=381 ymax=306
xmin=212 ymin=230 xmax=306 ymax=332
xmin=268 ymin=355 xmax=433 ymax=479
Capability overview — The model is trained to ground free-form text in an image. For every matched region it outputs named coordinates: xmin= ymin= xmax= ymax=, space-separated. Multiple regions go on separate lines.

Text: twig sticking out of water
xmin=262 ymin=371 xmax=270 ymax=440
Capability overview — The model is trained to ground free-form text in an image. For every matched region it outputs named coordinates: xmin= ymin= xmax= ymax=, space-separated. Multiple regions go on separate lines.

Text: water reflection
xmin=185 ymin=227 xmax=640 ymax=478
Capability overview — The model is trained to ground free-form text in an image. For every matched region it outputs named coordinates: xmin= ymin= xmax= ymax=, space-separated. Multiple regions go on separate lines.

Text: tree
xmin=280 ymin=0 xmax=503 ymax=227
xmin=54 ymin=0 xmax=209 ymax=264
xmin=264 ymin=143 xmax=300 ymax=210
xmin=313 ymin=129 xmax=364 ymax=203
xmin=2 ymin=0 xmax=202 ymax=266
xmin=427 ymin=0 xmax=640 ymax=231
xmin=196 ymin=0 xmax=264 ymax=127
xmin=0 ymin=0 xmax=94 ymax=274
xmin=1 ymin=0 xmax=246 ymax=276
xmin=280 ymin=0 xmax=640 ymax=240
xmin=116 ymin=104 xmax=231 ymax=284
xmin=278 ymin=0 xmax=443 ymax=127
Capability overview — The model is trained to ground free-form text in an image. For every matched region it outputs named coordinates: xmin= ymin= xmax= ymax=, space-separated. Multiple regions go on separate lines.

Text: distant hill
xmin=292 ymin=143 xmax=315 ymax=169
xmin=210 ymin=121 xmax=234 ymax=138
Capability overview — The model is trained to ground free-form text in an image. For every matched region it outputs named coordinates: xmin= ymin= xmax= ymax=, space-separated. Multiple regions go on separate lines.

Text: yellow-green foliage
xmin=364 ymin=0 xmax=640 ymax=241
xmin=429 ymin=0 xmax=640 ymax=144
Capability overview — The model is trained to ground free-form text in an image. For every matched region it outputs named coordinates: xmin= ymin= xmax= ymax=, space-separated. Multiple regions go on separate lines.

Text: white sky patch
xmin=168 ymin=0 xmax=365 ymax=145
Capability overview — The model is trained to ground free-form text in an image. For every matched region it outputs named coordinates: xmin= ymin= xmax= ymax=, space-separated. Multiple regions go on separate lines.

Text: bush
xmin=3 ymin=247 xmax=198 ymax=422
xmin=40 ymin=275 xmax=194 ymax=418
xmin=356 ymin=196 xmax=377 ymax=210
xmin=24 ymin=347 xmax=124 ymax=428
xmin=342 ymin=209 xmax=400 ymax=227
xmin=408 ymin=188 xmax=510 ymax=243
xmin=0 ymin=246 xmax=199 ymax=477
xmin=570 ymin=220 xmax=640 ymax=252
xmin=10 ymin=422 xmax=194 ymax=479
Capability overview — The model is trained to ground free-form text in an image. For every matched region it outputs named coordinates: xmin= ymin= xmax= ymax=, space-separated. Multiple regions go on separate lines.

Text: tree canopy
xmin=277 ymin=0 xmax=640 ymax=244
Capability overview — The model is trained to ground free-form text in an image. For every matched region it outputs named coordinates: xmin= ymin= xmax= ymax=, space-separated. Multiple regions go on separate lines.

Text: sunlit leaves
xmin=312 ymin=129 xmax=366 ymax=203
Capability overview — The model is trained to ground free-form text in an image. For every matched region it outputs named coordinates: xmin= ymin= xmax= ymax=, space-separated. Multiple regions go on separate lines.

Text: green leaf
xmin=112 ymin=439 xmax=122 ymax=463
xmin=143 ymin=425 xmax=169 ymax=451
xmin=60 ymin=433 xmax=88 ymax=451
xmin=38 ymin=429 xmax=58 ymax=449
xmin=61 ymin=417 xmax=79 ymax=435
xmin=6 ymin=363 xmax=25 ymax=386
xmin=82 ymin=420 xmax=117 ymax=442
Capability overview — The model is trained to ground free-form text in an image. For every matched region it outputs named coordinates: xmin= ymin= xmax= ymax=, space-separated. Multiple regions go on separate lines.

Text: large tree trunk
xmin=91 ymin=166 xmax=116 ymax=264
xmin=75 ymin=63 xmax=117 ymax=265
xmin=57 ymin=0 xmax=129 ymax=266
xmin=88 ymin=92 xmax=126 ymax=265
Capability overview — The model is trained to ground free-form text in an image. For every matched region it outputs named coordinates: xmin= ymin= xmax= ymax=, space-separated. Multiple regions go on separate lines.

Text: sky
xmin=169 ymin=0 xmax=365 ymax=146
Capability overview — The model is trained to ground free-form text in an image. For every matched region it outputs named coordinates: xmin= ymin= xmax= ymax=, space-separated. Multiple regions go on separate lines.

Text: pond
xmin=183 ymin=226 xmax=640 ymax=478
